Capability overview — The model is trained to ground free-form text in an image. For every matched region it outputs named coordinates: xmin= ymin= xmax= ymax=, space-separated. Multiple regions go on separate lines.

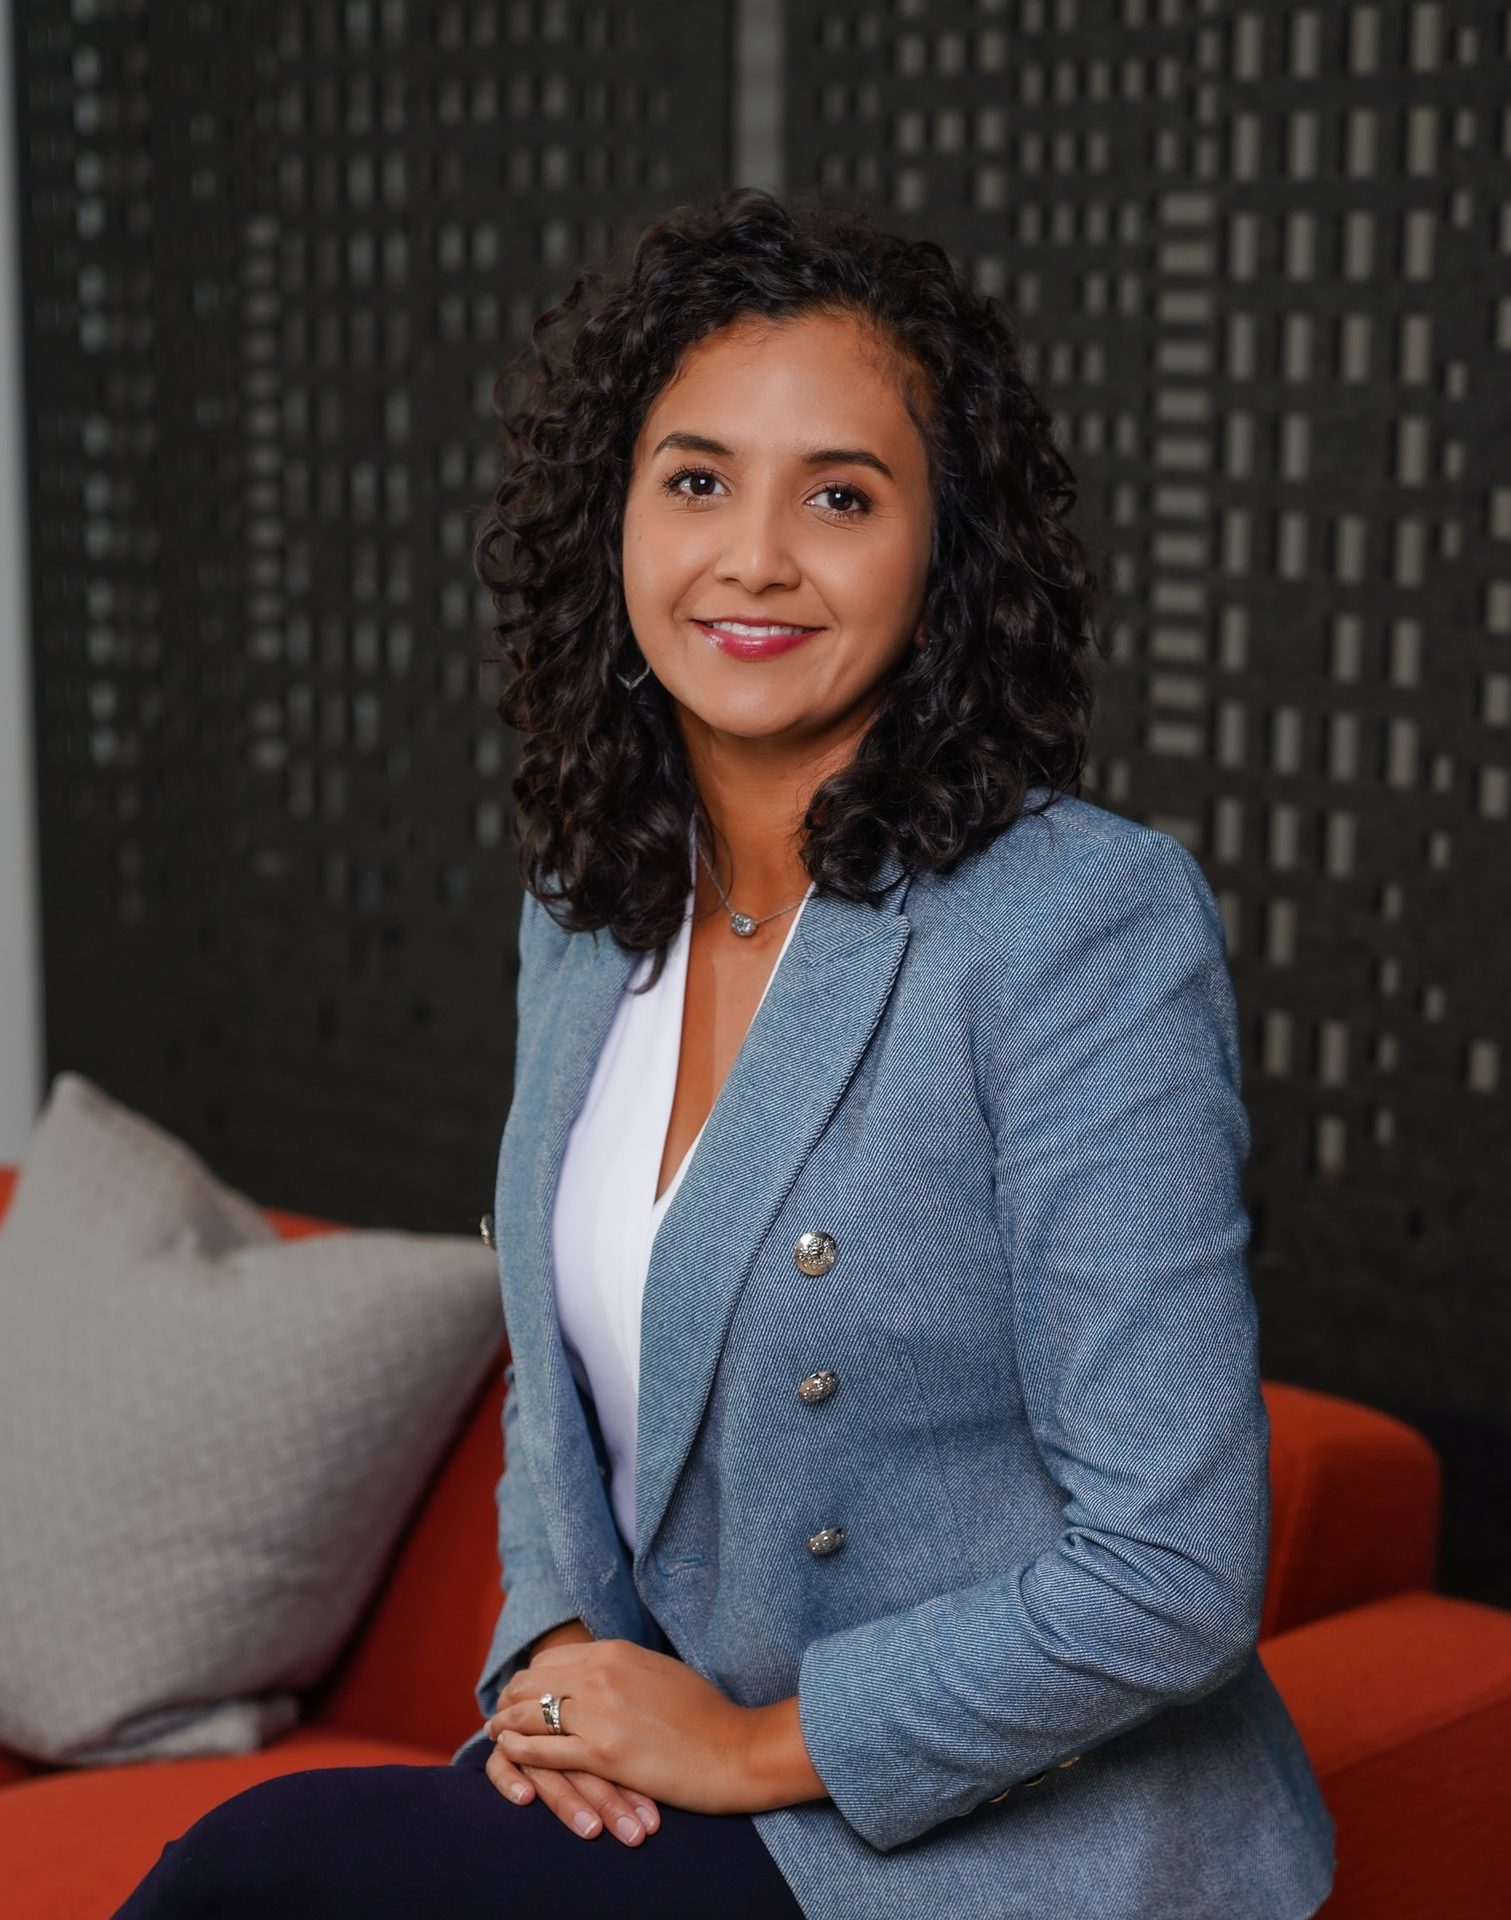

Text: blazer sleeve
xmin=794 ymin=829 xmax=1268 ymax=1852
xmin=472 ymin=888 xmax=583 ymax=1721
xmin=472 ymin=1361 xmax=584 ymax=1719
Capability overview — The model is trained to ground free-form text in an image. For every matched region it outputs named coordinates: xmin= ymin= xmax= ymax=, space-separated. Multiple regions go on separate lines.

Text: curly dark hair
xmin=474 ymin=186 xmax=1106 ymax=985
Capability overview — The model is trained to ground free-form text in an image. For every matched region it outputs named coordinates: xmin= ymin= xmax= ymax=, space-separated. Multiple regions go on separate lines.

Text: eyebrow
xmin=651 ymin=430 xmax=896 ymax=484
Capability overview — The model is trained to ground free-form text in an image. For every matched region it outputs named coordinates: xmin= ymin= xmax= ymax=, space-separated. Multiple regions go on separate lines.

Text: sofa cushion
xmin=1260 ymin=1379 xmax=1441 ymax=1639
xmin=311 ymin=1367 xmax=508 ymax=1755
xmin=0 ymin=1071 xmax=504 ymax=1767
xmin=1260 ymin=1589 xmax=1511 ymax=1919
xmin=0 ymin=1726 xmax=449 ymax=1920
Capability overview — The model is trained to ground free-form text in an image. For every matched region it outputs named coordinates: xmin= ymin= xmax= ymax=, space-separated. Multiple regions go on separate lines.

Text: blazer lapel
xmin=633 ymin=854 xmax=912 ymax=1577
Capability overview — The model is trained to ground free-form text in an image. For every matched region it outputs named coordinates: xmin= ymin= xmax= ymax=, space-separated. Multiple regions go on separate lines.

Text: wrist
xmin=528 ymin=1619 xmax=592 ymax=1658
xmin=740 ymin=1696 xmax=829 ymax=1812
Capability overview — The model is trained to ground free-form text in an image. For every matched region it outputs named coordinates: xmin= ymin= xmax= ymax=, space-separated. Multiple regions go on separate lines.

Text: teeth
xmin=706 ymin=621 xmax=811 ymax=637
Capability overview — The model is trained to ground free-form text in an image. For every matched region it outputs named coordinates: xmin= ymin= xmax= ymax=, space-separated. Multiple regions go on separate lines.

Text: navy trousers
xmin=111 ymin=1730 xmax=806 ymax=1918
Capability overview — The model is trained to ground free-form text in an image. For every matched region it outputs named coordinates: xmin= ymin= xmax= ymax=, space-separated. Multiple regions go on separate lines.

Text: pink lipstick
xmin=693 ymin=619 xmax=824 ymax=661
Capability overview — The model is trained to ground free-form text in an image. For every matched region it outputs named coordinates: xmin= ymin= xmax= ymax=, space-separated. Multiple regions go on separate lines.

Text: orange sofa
xmin=1 ymin=1168 xmax=1508 ymax=1919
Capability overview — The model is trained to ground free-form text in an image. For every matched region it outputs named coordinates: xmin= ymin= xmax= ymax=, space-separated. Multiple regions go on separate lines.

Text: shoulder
xmin=907 ymin=786 xmax=1224 ymax=961
xmin=512 ymin=885 xmax=580 ymax=1015
xmin=517 ymin=881 xmax=574 ymax=957
xmin=907 ymin=793 xmax=1241 ymax=1135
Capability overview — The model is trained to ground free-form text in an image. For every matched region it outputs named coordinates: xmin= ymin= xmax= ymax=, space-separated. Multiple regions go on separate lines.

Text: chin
xmin=675 ymin=686 xmax=811 ymax=739
xmin=698 ymin=706 xmax=805 ymax=739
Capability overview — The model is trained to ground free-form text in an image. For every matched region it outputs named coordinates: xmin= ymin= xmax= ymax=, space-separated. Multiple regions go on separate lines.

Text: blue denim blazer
xmin=452 ymin=789 xmax=1336 ymax=1920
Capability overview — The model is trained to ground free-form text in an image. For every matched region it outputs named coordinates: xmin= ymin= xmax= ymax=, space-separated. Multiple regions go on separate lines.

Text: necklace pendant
xmin=729 ymin=911 xmax=758 ymax=937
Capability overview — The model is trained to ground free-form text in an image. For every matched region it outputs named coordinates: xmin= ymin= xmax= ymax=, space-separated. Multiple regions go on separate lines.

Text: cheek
xmin=819 ymin=559 xmax=924 ymax=669
xmin=624 ymin=527 xmax=695 ymax=616
xmin=823 ymin=535 xmax=922 ymax=618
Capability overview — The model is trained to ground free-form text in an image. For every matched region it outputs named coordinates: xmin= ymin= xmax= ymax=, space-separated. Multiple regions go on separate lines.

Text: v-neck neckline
xmin=649 ymin=899 xmax=705 ymax=1219
xmin=648 ymin=856 xmax=814 ymax=1221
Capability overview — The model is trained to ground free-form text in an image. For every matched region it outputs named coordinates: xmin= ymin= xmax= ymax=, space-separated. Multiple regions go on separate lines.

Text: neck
xmin=681 ymin=717 xmax=867 ymax=915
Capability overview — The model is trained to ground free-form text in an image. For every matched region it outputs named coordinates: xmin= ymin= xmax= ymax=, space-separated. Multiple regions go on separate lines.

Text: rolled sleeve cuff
xmin=796 ymin=1608 xmax=989 ymax=1853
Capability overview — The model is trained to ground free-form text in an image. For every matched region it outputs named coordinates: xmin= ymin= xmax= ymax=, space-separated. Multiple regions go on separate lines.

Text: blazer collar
xmin=500 ymin=848 xmax=914 ymax=1618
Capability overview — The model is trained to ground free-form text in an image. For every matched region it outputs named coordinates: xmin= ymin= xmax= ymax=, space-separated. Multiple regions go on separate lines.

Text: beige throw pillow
xmin=0 ymin=1071 xmax=502 ymax=1766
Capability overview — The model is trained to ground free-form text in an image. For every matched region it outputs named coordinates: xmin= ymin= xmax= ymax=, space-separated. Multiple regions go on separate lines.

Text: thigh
xmin=112 ymin=1735 xmax=805 ymax=1920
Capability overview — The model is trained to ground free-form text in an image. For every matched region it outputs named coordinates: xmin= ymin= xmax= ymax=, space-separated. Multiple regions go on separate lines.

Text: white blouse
xmin=551 ymin=848 xmax=815 ymax=1553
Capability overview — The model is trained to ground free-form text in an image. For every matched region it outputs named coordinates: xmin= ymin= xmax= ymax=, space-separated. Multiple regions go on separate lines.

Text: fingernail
xmin=615 ymin=1815 xmax=642 ymax=1843
xmin=573 ymin=1810 xmax=599 ymax=1837
xmin=508 ymin=1786 xmax=527 ymax=1803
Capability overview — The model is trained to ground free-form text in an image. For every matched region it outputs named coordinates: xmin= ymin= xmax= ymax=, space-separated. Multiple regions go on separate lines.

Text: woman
xmin=116 ymin=188 xmax=1335 ymax=1919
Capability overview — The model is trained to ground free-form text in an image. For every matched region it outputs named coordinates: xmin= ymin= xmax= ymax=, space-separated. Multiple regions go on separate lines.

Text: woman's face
xmin=621 ymin=310 xmax=933 ymax=757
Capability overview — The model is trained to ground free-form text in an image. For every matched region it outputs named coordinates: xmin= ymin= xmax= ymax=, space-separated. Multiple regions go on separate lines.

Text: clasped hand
xmin=484 ymin=1638 xmax=755 ymax=1842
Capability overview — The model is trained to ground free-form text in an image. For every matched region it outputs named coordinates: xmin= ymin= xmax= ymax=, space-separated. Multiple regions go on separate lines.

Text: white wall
xmin=0 ymin=0 xmax=45 ymax=1159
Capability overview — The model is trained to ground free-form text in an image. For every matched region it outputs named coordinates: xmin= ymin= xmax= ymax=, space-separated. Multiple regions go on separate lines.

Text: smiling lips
xmin=693 ymin=618 xmax=824 ymax=661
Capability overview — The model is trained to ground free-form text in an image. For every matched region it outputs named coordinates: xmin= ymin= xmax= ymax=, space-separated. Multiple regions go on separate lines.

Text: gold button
xmin=988 ymin=1786 xmax=1012 ymax=1803
xmin=795 ymin=1231 xmax=837 ymax=1276
xmin=807 ymin=1525 xmax=845 ymax=1557
xmin=479 ymin=1212 xmax=496 ymax=1249
xmin=1058 ymin=1754 xmax=1082 ymax=1768
xmin=797 ymin=1369 xmax=839 ymax=1404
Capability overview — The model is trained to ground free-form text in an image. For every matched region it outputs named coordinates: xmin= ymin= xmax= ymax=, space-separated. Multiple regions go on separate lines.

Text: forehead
xmin=637 ymin=311 xmax=924 ymax=451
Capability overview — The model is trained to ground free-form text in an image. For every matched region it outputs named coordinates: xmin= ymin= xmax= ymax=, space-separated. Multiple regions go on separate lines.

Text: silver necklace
xmin=696 ymin=835 xmax=807 ymax=938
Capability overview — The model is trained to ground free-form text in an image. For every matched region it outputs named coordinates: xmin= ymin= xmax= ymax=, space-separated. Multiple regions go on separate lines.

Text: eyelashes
xmin=659 ymin=464 xmax=874 ymax=522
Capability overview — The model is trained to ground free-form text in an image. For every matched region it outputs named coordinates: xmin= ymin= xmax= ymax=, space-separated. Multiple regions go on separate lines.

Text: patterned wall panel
xmin=15 ymin=0 xmax=1510 ymax=1604
xmin=13 ymin=0 xmax=733 ymax=1228
xmin=784 ymin=0 xmax=1511 ymax=1602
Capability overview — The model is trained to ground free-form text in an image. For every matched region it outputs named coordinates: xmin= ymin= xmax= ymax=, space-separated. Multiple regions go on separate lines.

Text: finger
xmin=496 ymin=1725 xmax=595 ymax=1774
xmin=485 ymin=1745 xmax=603 ymax=1837
xmin=485 ymin=1691 xmax=578 ymax=1742
xmin=483 ymin=1744 xmax=537 ymax=1807
xmin=621 ymin=1787 xmax=661 ymax=1831
xmin=516 ymin=1762 xmax=609 ymax=1840
xmin=566 ymin=1770 xmax=654 ymax=1846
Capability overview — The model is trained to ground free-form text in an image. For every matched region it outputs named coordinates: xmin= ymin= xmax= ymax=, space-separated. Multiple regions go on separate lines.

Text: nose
xmin=713 ymin=488 xmax=803 ymax=595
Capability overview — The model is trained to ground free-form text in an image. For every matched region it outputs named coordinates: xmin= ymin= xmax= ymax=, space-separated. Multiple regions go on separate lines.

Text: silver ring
xmin=539 ymin=1690 xmax=565 ymax=1734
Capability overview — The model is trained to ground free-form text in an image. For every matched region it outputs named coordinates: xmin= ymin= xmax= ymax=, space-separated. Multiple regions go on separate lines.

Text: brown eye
xmin=808 ymin=482 xmax=874 ymax=521
xmin=659 ymin=466 xmax=873 ymax=520
xmin=661 ymin=465 xmax=725 ymax=500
